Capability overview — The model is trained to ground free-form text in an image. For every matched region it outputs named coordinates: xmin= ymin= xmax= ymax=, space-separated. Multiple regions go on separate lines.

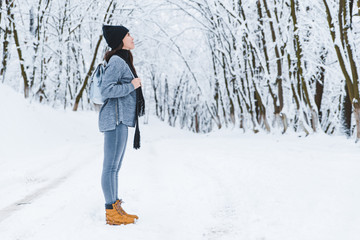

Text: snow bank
xmin=0 ymin=84 xmax=359 ymax=240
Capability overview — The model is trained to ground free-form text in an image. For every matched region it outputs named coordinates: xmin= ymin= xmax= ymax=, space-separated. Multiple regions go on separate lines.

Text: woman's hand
xmin=131 ymin=78 xmax=142 ymax=89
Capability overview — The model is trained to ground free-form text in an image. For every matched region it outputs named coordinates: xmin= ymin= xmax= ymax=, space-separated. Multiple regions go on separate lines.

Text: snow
xmin=0 ymin=83 xmax=360 ymax=240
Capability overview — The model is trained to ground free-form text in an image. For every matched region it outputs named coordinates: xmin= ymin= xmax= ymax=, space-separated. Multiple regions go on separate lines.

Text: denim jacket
xmin=98 ymin=55 xmax=136 ymax=132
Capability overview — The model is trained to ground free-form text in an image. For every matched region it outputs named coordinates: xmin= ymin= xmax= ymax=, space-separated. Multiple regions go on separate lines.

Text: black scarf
xmin=114 ymin=49 xmax=145 ymax=149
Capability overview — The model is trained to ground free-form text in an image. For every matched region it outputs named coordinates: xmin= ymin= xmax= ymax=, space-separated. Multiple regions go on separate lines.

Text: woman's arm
xmin=100 ymin=56 xmax=135 ymax=99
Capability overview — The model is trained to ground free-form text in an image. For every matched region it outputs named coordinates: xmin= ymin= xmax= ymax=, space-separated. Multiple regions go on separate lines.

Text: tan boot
xmin=106 ymin=202 xmax=135 ymax=225
xmin=115 ymin=199 xmax=139 ymax=220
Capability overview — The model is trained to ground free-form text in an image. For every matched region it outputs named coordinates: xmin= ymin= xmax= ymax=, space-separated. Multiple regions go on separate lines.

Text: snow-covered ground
xmin=0 ymin=84 xmax=360 ymax=240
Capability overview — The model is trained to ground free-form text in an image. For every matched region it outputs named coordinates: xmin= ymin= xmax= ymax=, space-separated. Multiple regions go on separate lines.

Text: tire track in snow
xmin=0 ymin=145 xmax=101 ymax=224
xmin=0 ymin=174 xmax=70 ymax=223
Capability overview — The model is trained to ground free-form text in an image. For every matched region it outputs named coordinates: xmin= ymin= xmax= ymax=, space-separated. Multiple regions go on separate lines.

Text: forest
xmin=1 ymin=0 xmax=360 ymax=139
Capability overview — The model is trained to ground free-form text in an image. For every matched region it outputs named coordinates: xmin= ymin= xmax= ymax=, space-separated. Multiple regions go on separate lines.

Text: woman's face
xmin=122 ymin=33 xmax=135 ymax=50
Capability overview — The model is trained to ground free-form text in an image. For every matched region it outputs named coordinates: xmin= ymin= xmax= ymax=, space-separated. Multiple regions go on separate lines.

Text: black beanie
xmin=102 ymin=25 xmax=129 ymax=49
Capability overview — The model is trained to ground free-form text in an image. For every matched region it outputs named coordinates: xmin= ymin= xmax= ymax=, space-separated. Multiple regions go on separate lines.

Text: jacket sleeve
xmin=100 ymin=56 xmax=135 ymax=99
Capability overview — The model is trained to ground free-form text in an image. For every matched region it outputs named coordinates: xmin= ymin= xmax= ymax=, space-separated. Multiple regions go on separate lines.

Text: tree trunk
xmin=258 ymin=0 xmax=287 ymax=132
xmin=1 ymin=0 xmax=11 ymax=82
xmin=323 ymin=0 xmax=360 ymax=139
xmin=354 ymin=106 xmax=360 ymax=142
xmin=8 ymin=0 xmax=29 ymax=98
xmin=72 ymin=0 xmax=115 ymax=111
xmin=343 ymin=83 xmax=352 ymax=136
xmin=314 ymin=74 xmax=324 ymax=123
xmin=291 ymin=0 xmax=317 ymax=132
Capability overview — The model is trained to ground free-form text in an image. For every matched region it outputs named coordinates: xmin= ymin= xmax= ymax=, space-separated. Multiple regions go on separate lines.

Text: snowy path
xmin=1 ymin=85 xmax=360 ymax=240
xmin=1 ymin=128 xmax=360 ymax=240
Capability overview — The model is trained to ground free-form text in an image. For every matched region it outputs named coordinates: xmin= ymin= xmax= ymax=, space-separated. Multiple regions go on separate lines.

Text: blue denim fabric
xmin=98 ymin=55 xmax=136 ymax=132
xmin=101 ymin=123 xmax=128 ymax=204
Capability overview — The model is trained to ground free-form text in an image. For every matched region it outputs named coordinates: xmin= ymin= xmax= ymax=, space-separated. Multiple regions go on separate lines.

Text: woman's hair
xmin=104 ymin=42 xmax=123 ymax=62
xmin=103 ymin=42 xmax=137 ymax=76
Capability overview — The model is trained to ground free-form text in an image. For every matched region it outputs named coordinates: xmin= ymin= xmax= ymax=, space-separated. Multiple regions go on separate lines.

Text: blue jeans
xmin=101 ymin=123 xmax=128 ymax=205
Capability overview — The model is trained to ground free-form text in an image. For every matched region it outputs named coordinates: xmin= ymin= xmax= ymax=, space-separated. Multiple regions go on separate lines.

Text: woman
xmin=99 ymin=25 xmax=145 ymax=225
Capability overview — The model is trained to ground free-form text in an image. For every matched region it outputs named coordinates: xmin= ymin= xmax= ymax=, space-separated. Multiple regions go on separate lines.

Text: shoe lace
xmin=115 ymin=199 xmax=127 ymax=215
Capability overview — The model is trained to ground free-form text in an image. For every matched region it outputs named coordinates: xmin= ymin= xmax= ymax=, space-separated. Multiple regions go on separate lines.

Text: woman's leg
xmin=114 ymin=123 xmax=128 ymax=199
xmin=101 ymin=123 xmax=128 ymax=205
xmin=101 ymin=128 xmax=119 ymax=205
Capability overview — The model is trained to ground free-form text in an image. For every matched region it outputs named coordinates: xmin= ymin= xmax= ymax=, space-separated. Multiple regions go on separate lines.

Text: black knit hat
xmin=102 ymin=25 xmax=129 ymax=49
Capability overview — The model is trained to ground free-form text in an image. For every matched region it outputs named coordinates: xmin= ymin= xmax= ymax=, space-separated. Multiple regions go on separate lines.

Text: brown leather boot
xmin=106 ymin=202 xmax=135 ymax=225
xmin=115 ymin=199 xmax=139 ymax=220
